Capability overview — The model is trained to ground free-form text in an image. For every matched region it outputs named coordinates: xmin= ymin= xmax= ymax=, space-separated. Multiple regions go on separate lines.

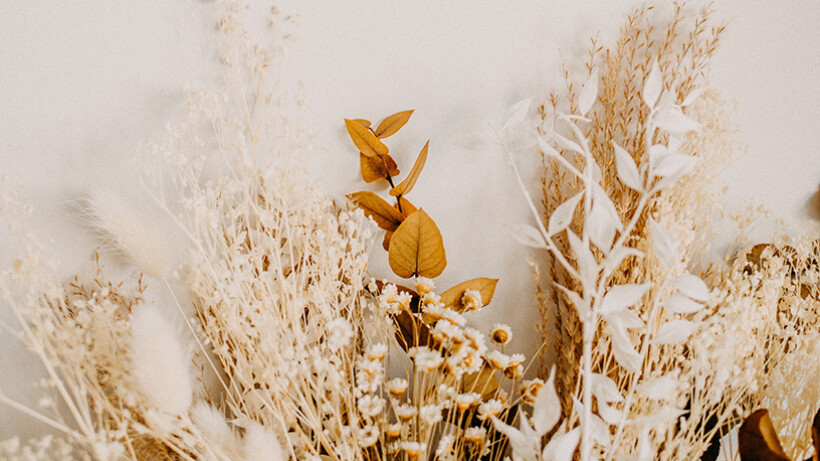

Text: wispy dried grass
xmin=523 ymin=4 xmax=818 ymax=461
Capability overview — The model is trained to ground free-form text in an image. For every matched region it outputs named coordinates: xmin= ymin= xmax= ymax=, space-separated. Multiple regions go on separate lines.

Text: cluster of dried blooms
xmin=496 ymin=4 xmax=819 ymax=461
xmin=1 ymin=3 xmax=818 ymax=461
xmin=0 ymin=3 xmax=528 ymax=461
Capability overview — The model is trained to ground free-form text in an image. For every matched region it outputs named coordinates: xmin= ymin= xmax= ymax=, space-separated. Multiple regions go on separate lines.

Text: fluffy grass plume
xmin=129 ymin=301 xmax=193 ymax=416
xmin=85 ymin=189 xmax=170 ymax=278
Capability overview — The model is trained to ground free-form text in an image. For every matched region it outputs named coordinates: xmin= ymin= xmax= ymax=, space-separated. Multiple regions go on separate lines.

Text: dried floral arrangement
xmin=499 ymin=4 xmax=820 ymax=461
xmin=0 ymin=3 xmax=817 ymax=461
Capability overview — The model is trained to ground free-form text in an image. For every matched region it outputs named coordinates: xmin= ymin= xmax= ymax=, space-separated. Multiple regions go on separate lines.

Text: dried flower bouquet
xmin=1 ymin=3 xmax=818 ymax=461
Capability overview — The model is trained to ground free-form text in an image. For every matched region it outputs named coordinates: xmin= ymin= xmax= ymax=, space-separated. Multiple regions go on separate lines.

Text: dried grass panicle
xmin=527 ymin=5 xmax=818 ymax=461
xmin=537 ymin=0 xmax=726 ymax=413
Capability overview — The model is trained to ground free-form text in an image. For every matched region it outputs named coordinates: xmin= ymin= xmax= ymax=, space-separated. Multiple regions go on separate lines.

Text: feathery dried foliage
xmin=499 ymin=4 xmax=818 ymax=461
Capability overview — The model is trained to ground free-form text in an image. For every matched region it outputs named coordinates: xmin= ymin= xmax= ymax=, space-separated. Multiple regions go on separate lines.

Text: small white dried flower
xmin=462 ymin=327 xmax=487 ymax=355
xmin=436 ymin=434 xmax=455 ymax=457
xmin=461 ymin=289 xmax=483 ymax=311
xmin=409 ymin=346 xmax=444 ymax=372
xmin=420 ymin=404 xmax=443 ymax=425
xmin=437 ymin=383 xmax=456 ymax=403
xmin=357 ymin=395 xmax=385 ymax=418
xmin=414 ymin=277 xmax=435 ymax=295
xmin=387 ymin=377 xmax=409 ymax=397
xmin=422 ymin=303 xmax=447 ymax=322
xmin=401 ymin=441 xmax=427 ymax=459
xmin=487 ymin=350 xmax=510 ymax=370
xmin=490 ymin=323 xmax=512 ymax=346
xmin=464 ymin=426 xmax=486 ymax=444
xmin=455 ymin=392 xmax=481 ymax=411
xmin=504 ymin=363 xmax=524 ymax=379
xmin=358 ymin=425 xmax=379 ymax=448
xmin=421 ymin=291 xmax=443 ymax=308
xmin=439 ymin=307 xmax=466 ymax=326
xmin=326 ymin=317 xmax=353 ymax=351
xmin=507 ymin=353 xmax=525 ymax=368
xmin=432 ymin=320 xmax=465 ymax=344
xmin=386 ymin=422 xmax=402 ymax=440
xmin=395 ymin=404 xmax=418 ymax=422
xmin=366 ymin=343 xmax=388 ymax=361
xmin=396 ymin=291 xmax=413 ymax=311
xmin=477 ymin=399 xmax=504 ymax=421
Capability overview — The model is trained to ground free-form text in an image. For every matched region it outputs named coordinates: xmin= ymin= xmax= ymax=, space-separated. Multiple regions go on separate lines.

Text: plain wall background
xmin=1 ymin=0 xmax=818 ymax=441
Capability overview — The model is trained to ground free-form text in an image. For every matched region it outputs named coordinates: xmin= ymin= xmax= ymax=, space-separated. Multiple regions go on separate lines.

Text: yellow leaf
xmin=439 ymin=278 xmax=499 ymax=312
xmin=345 ymin=118 xmax=389 ymax=158
xmin=347 ymin=191 xmax=404 ymax=232
xmin=360 ymin=153 xmax=400 ymax=183
xmin=352 ymin=118 xmax=371 ymax=128
xmin=388 ymin=209 xmax=446 ymax=278
xmin=375 ymin=109 xmax=414 ymax=138
xmin=383 ymin=154 xmax=400 ymax=176
xmin=395 ymin=197 xmax=418 ymax=218
xmin=382 ymin=230 xmax=393 ymax=251
xmin=390 ymin=141 xmax=429 ymax=197
xmin=738 ymin=409 xmax=790 ymax=461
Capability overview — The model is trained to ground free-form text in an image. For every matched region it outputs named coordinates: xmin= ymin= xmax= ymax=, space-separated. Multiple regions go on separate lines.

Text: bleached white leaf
xmin=590 ymin=373 xmax=624 ymax=403
xmin=587 ymin=185 xmax=623 ymax=252
xmin=538 ymin=136 xmax=563 ymax=160
xmin=548 ymin=192 xmax=583 ymax=236
xmin=673 ymin=273 xmax=710 ymax=302
xmin=680 ymin=87 xmax=704 ymax=107
xmin=572 ymin=397 xmax=611 ymax=448
xmin=650 ymin=149 xmax=699 ymax=178
xmin=578 ymin=68 xmax=599 ymax=116
xmin=542 ymin=427 xmax=581 ymax=461
xmin=567 ymin=231 xmax=598 ymax=289
xmin=518 ymin=411 xmax=538 ymax=445
xmin=602 ymin=247 xmax=643 ymax=279
xmin=650 ymin=319 xmax=698 ymax=345
xmin=632 ymin=405 xmax=686 ymax=427
xmin=608 ymin=324 xmax=642 ymax=373
xmin=648 ymin=219 xmax=677 ymax=267
xmin=653 ymin=104 xmax=700 ymax=134
xmin=605 ymin=309 xmax=646 ymax=330
xmin=637 ymin=426 xmax=653 ymax=461
xmin=503 ymin=97 xmax=533 ymax=131
xmin=667 ymin=135 xmax=683 ymax=154
xmin=555 ymin=283 xmax=590 ymax=321
xmin=643 ymin=59 xmax=662 ymax=109
xmin=663 ymin=293 xmax=704 ymax=314
xmin=586 ymin=160 xmax=602 ymax=183
xmin=551 ymin=130 xmax=584 ymax=155
xmin=492 ymin=416 xmax=538 ymax=461
xmin=598 ymin=400 xmax=624 ymax=425
xmin=637 ymin=376 xmax=679 ymax=401
xmin=511 ymin=224 xmax=548 ymax=250
xmin=612 ymin=141 xmax=643 ymax=191
xmin=532 ymin=367 xmax=561 ymax=436
xmin=599 ymin=283 xmax=650 ymax=315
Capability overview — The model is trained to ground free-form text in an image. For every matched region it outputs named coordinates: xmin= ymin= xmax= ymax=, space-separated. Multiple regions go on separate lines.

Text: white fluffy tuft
xmin=130 ymin=302 xmax=193 ymax=415
xmin=242 ymin=420 xmax=287 ymax=461
xmin=85 ymin=190 xmax=169 ymax=277
xmin=190 ymin=401 xmax=243 ymax=458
